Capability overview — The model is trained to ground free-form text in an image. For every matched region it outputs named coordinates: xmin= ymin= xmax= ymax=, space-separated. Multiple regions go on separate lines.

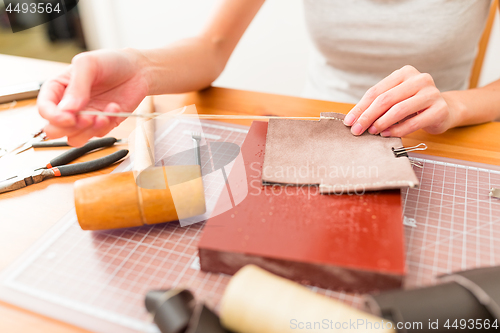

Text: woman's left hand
xmin=343 ymin=65 xmax=455 ymax=137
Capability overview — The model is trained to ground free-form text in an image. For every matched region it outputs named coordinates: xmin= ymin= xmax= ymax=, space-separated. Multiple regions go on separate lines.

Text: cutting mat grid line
xmin=1 ymin=122 xmax=500 ymax=332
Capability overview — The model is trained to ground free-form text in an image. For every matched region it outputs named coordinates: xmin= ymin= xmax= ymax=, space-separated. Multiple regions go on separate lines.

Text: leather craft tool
xmin=145 ymin=289 xmax=230 ymax=333
xmin=74 ymin=164 xmax=206 ymax=230
xmin=0 ymin=137 xmax=128 ymax=194
xmin=392 ymin=143 xmax=427 ymax=157
xmin=30 ymin=138 xmax=127 ymax=148
xmin=73 ymin=98 xmax=207 ymax=230
xmin=0 ymin=136 xmax=125 ymax=182
xmin=1 ymin=128 xmax=47 ymax=158
xmin=365 ymin=266 xmax=500 ymax=332
xmin=198 ymin=121 xmax=406 ymax=293
xmin=79 ymin=110 xmax=325 ymax=121
xmin=143 ymin=265 xmax=395 ymax=333
xmin=192 ymin=132 xmax=202 ymax=167
xmin=220 ymin=265 xmax=394 ymax=333
xmin=391 ymin=143 xmax=427 ymax=168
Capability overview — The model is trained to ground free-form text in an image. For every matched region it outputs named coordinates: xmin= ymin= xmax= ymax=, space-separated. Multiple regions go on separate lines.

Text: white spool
xmin=220 ymin=265 xmax=395 ymax=333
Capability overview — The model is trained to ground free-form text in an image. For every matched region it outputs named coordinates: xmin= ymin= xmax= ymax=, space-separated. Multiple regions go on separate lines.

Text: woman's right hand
xmin=38 ymin=48 xmax=150 ymax=146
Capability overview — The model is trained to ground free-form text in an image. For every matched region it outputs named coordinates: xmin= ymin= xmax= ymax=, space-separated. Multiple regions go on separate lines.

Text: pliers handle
xmin=43 ymin=137 xmax=128 ymax=181
xmin=0 ymin=137 xmax=128 ymax=194
xmin=49 ymin=149 xmax=129 ymax=177
xmin=44 ymin=137 xmax=127 ymax=173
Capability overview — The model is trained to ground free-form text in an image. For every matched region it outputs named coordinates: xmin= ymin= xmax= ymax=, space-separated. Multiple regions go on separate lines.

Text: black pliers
xmin=0 ymin=137 xmax=128 ymax=194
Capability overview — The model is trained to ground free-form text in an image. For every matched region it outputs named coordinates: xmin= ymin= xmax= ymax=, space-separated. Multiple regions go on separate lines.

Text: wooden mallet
xmin=74 ymin=97 xmax=206 ymax=230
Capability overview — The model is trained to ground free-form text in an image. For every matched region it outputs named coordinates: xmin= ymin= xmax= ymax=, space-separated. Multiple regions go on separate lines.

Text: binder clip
xmin=489 ymin=188 xmax=500 ymax=199
xmin=392 ymin=143 xmax=427 ymax=158
xmin=410 ymin=160 xmax=424 ymax=169
xmin=392 ymin=143 xmax=427 ymax=168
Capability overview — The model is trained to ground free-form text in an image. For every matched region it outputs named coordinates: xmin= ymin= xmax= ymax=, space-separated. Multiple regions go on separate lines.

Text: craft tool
xmin=1 ymin=128 xmax=46 ymax=158
xmin=0 ymin=136 xmax=125 ymax=183
xmin=0 ymin=81 xmax=43 ymax=104
xmin=221 ymin=265 xmax=394 ymax=333
xmin=198 ymin=121 xmax=406 ymax=292
xmin=74 ymin=164 xmax=206 ymax=230
xmin=145 ymin=265 xmax=395 ymax=333
xmin=0 ymin=137 xmax=128 ymax=194
xmin=1 ymin=119 xmax=500 ymax=333
xmin=30 ymin=138 xmax=127 ymax=148
xmin=365 ymin=266 xmax=500 ymax=331
xmin=0 ymin=136 xmax=124 ymax=183
xmin=409 ymin=159 xmax=424 ymax=168
xmin=79 ymin=111 xmax=325 ymax=121
xmin=192 ymin=132 xmax=202 ymax=167
xmin=392 ymin=143 xmax=428 ymax=157
xmin=145 ymin=289 xmax=226 ymax=333
xmin=73 ymin=97 xmax=206 ymax=230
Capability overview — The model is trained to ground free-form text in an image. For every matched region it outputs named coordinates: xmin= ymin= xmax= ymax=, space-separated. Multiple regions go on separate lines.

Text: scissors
xmin=1 ymin=133 xmax=127 ymax=158
xmin=1 ymin=129 xmax=47 ymax=158
xmin=0 ymin=137 xmax=128 ymax=194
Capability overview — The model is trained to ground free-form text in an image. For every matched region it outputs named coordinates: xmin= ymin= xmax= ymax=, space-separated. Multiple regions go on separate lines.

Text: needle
xmin=78 ymin=111 xmax=326 ymax=121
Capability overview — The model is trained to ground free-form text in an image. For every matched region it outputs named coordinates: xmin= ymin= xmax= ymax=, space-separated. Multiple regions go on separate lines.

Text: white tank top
xmin=302 ymin=0 xmax=492 ymax=104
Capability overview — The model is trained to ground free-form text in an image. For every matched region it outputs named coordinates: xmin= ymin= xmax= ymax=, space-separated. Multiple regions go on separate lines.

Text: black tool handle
xmin=33 ymin=141 xmax=70 ymax=148
xmin=56 ymin=150 xmax=128 ymax=177
xmin=48 ymin=137 xmax=118 ymax=167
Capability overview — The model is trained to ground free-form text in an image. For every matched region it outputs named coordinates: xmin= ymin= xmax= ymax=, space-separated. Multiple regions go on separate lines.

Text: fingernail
xmin=368 ymin=126 xmax=378 ymax=134
xmin=380 ymin=130 xmax=391 ymax=137
xmin=344 ymin=113 xmax=356 ymax=126
xmin=351 ymin=123 xmax=363 ymax=135
xmin=58 ymin=96 xmax=78 ymax=111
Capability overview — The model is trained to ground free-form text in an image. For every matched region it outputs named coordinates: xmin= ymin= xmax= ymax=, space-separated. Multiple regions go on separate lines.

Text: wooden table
xmin=0 ymin=55 xmax=499 ymax=332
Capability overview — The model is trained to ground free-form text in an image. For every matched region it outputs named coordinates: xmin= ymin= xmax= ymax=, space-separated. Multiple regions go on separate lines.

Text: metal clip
xmin=392 ymin=143 xmax=427 ymax=158
xmin=410 ymin=160 xmax=424 ymax=168
xmin=489 ymin=188 xmax=500 ymax=199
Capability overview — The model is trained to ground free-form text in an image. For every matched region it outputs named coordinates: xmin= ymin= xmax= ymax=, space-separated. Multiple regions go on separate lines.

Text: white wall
xmin=479 ymin=11 xmax=500 ymax=87
xmin=79 ymin=0 xmax=500 ymax=97
xmin=214 ymin=0 xmax=310 ymax=96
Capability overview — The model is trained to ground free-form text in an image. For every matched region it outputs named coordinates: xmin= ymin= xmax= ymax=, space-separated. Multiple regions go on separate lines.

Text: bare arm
xmin=38 ymin=0 xmax=265 ymax=146
xmin=139 ymin=0 xmax=265 ymax=94
xmin=443 ymin=80 xmax=500 ymax=128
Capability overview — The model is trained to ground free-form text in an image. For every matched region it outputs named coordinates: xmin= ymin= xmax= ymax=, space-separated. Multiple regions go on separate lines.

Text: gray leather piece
xmin=262 ymin=112 xmax=419 ymax=193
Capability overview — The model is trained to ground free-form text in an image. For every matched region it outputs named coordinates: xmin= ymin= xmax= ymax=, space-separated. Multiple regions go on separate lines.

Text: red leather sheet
xmin=198 ymin=121 xmax=406 ymax=292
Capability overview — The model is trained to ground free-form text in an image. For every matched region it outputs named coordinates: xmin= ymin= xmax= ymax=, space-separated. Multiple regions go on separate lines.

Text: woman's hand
xmin=37 ymin=0 xmax=269 ymax=147
xmin=38 ymin=49 xmax=150 ymax=146
xmin=343 ymin=65 xmax=457 ymax=137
